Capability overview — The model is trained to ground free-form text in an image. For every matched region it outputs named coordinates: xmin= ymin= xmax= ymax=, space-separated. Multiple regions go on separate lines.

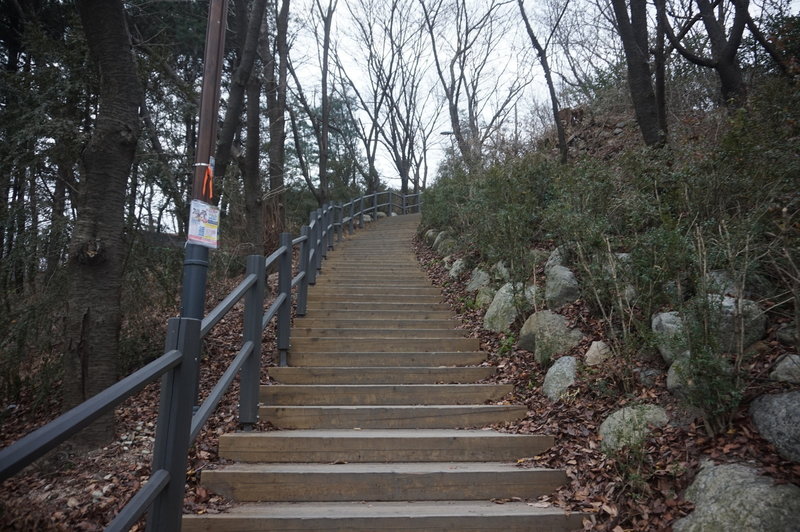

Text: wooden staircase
xmin=183 ymin=214 xmax=582 ymax=531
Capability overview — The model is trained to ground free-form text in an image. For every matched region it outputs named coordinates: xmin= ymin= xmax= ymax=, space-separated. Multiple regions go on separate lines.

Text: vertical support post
xmin=327 ymin=203 xmax=335 ymax=250
xmin=297 ymin=225 xmax=310 ymax=316
xmin=335 ymin=202 xmax=342 ymax=243
xmin=320 ymin=206 xmax=329 ymax=259
xmin=239 ymin=255 xmax=265 ymax=430
xmin=307 ymin=211 xmax=319 ymax=285
xmin=387 ymin=190 xmax=393 ymax=216
xmin=315 ymin=209 xmax=324 ymax=273
xmin=349 ymin=200 xmax=355 ymax=235
xmin=373 ymin=193 xmax=378 ymax=219
xmin=148 ymin=317 xmax=201 ymax=532
xmin=402 ymin=194 xmax=407 ymax=215
xmin=359 ymin=196 xmax=365 ymax=228
xmin=276 ymin=233 xmax=292 ymax=367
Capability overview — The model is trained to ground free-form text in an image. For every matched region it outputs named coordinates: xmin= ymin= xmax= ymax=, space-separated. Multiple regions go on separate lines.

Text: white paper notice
xmin=187 ymin=199 xmax=220 ymax=249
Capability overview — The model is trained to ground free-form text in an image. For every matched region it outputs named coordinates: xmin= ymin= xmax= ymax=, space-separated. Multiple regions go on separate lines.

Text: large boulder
xmin=449 ymin=258 xmax=467 ymax=279
xmin=673 ymin=462 xmax=800 ymax=532
xmin=432 ymin=232 xmax=457 ymax=256
xmin=542 ymin=356 xmax=578 ymax=401
xmin=777 ymin=324 xmax=798 ymax=347
xmin=770 ymin=354 xmax=800 ymax=384
xmin=474 ymin=286 xmax=496 ymax=308
xmin=750 ymin=391 xmax=800 ymax=463
xmin=585 ymin=340 xmax=611 ymax=366
xmin=466 ymin=268 xmax=491 ymax=293
xmin=599 ymin=404 xmax=669 ymax=452
xmin=699 ymin=294 xmax=766 ymax=353
xmin=483 ymin=283 xmax=538 ymax=333
xmin=666 ymin=354 xmax=732 ymax=399
xmin=652 ymin=311 xmax=687 ymax=366
xmin=518 ymin=310 xmax=584 ymax=364
xmin=545 ymin=265 xmax=580 ymax=309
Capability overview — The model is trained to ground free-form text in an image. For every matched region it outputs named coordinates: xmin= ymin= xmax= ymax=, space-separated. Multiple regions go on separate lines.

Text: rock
xmin=528 ymin=249 xmax=551 ymax=267
xmin=599 ymin=404 xmax=669 ymax=452
xmin=701 ymin=294 xmax=766 ymax=353
xmin=667 ymin=353 xmax=732 ymax=399
xmin=585 ymin=340 xmax=611 ymax=366
xmin=673 ymin=461 xmax=800 ymax=532
xmin=518 ymin=310 xmax=584 ymax=364
xmin=703 ymin=270 xmax=740 ymax=297
xmin=652 ymin=311 xmax=687 ymax=366
xmin=424 ymin=229 xmax=438 ymax=246
xmin=750 ymin=391 xmax=800 ymax=462
xmin=542 ymin=356 xmax=578 ymax=401
xmin=613 ymin=127 xmax=623 ymax=135
xmin=491 ymin=261 xmax=511 ymax=283
xmin=432 ymin=231 xmax=449 ymax=251
xmin=362 ymin=214 xmax=373 ymax=223
xmin=433 ymin=232 xmax=457 ymax=256
xmin=475 ymin=286 xmax=496 ymax=308
xmin=770 ymin=354 xmax=800 ymax=384
xmin=466 ymin=268 xmax=491 ymax=292
xmin=545 ymin=265 xmax=580 ymax=309
xmin=376 ymin=211 xmax=387 ymax=219
xmin=449 ymin=258 xmax=467 ymax=279
xmin=777 ymin=324 xmax=798 ymax=347
xmin=442 ymin=256 xmax=453 ymax=269
xmin=634 ymin=367 xmax=662 ymax=387
xmin=544 ymin=245 xmax=569 ymax=274
xmin=483 ymin=283 xmax=537 ymax=333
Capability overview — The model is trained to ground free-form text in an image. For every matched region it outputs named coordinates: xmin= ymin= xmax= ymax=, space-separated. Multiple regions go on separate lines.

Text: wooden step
xmin=262 ymin=384 xmax=513 ymax=405
xmin=300 ymin=309 xmax=454 ymax=320
xmin=291 ymin=327 xmax=467 ymax=338
xmin=292 ymin=318 xmax=460 ymax=330
xmin=218 ymin=429 xmax=554 ymax=463
xmin=290 ymin=337 xmax=481 ymax=352
xmin=268 ymin=366 xmax=494 ymax=384
xmin=182 ymin=501 xmax=584 ymax=531
xmin=306 ymin=293 xmax=443 ymax=304
xmin=286 ymin=351 xmax=488 ymax=367
xmin=308 ymin=286 xmax=442 ymax=296
xmin=260 ymin=405 xmax=527 ymax=429
xmin=305 ymin=301 xmax=450 ymax=311
xmin=201 ymin=462 xmax=567 ymax=502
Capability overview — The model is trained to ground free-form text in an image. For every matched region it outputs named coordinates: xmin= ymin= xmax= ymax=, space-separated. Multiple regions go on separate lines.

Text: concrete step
xmin=289 ymin=337 xmax=481 ymax=353
xmin=201 ymin=462 xmax=567 ymax=502
xmin=218 ymin=429 xmax=554 ymax=463
xmin=261 ymin=384 xmax=513 ymax=405
xmin=182 ymin=501 xmax=584 ymax=531
xmin=260 ymin=404 xmax=527 ymax=429
xmin=268 ymin=366 xmax=494 ymax=384
xmin=291 ymin=327 xmax=467 ymax=338
xmin=286 ymin=351 xmax=487 ymax=367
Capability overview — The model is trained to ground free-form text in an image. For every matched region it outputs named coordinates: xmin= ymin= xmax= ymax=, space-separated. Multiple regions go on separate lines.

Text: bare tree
xmin=518 ymin=0 xmax=569 ymax=163
xmin=419 ymin=0 xmax=529 ymax=169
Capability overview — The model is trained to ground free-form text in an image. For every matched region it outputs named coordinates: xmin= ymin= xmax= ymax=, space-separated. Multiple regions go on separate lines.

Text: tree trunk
xmin=264 ymin=0 xmax=290 ymax=250
xmin=63 ymin=0 xmax=142 ymax=449
xmin=243 ymin=70 xmax=264 ymax=253
xmin=610 ymin=0 xmax=665 ymax=147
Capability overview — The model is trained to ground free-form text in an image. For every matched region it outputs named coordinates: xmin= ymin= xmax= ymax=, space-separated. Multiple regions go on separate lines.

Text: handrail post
xmin=307 ymin=211 xmax=319 ymax=285
xmin=373 ymin=193 xmax=378 ymax=219
xmin=388 ymin=190 xmax=393 ymax=216
xmin=349 ymin=200 xmax=355 ymax=235
xmin=148 ymin=317 xmax=201 ymax=531
xmin=359 ymin=196 xmax=365 ymax=228
xmin=315 ymin=209 xmax=324 ymax=273
xmin=320 ymin=205 xmax=329 ymax=259
xmin=277 ymin=233 xmax=292 ymax=367
xmin=335 ymin=202 xmax=343 ymax=243
xmin=402 ymin=194 xmax=407 ymax=215
xmin=327 ymin=203 xmax=335 ymax=250
xmin=239 ymin=254 xmax=265 ymax=430
xmin=297 ymin=225 xmax=310 ymax=316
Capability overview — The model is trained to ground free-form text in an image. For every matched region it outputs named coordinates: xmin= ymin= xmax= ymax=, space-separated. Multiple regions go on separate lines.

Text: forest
xmin=0 ymin=0 xmax=798 ymax=529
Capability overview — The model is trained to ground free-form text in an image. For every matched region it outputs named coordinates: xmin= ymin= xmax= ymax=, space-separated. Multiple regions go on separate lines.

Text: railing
xmin=0 ymin=190 xmax=423 ymax=531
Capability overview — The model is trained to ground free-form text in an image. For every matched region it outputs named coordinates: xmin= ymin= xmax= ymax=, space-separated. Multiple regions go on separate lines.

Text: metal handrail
xmin=0 ymin=191 xmax=424 ymax=531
